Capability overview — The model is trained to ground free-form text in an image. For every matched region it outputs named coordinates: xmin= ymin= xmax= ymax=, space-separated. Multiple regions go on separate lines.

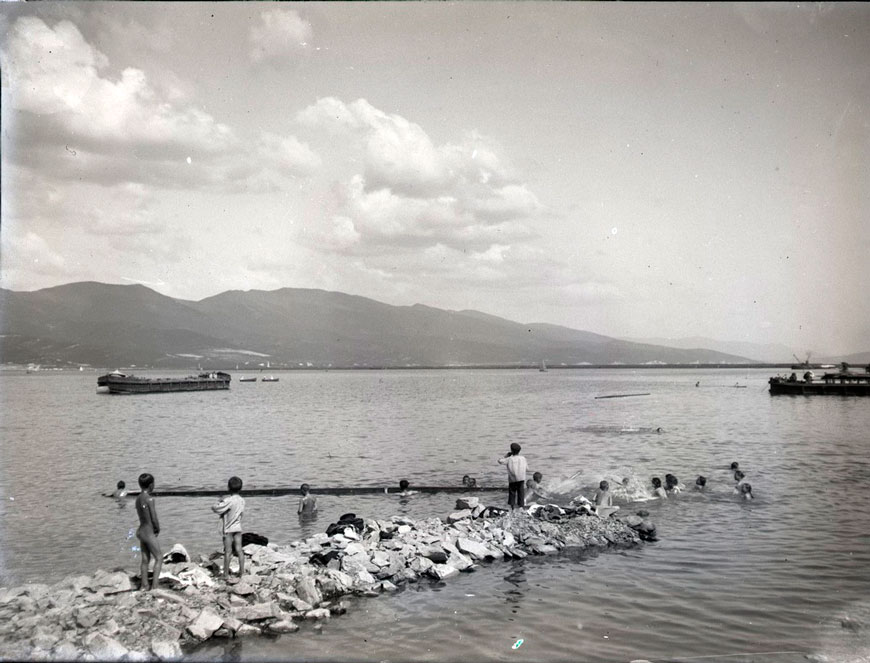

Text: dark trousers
xmin=508 ymin=480 xmax=526 ymax=508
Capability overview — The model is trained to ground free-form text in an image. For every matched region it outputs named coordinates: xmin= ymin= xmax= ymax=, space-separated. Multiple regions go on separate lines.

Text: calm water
xmin=2 ymin=368 xmax=869 ymax=662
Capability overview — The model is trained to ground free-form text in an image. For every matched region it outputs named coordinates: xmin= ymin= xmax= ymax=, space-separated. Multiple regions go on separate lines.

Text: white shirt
xmin=498 ymin=454 xmax=528 ymax=483
xmin=212 ymin=494 xmax=245 ymax=534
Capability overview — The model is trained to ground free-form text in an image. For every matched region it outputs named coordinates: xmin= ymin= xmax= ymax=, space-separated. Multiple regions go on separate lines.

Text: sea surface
xmin=1 ymin=368 xmax=869 ymax=662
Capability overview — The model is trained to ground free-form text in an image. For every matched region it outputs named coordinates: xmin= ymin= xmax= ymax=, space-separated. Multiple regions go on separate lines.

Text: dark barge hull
xmin=97 ymin=372 xmax=231 ymax=394
xmin=769 ymin=376 xmax=870 ymax=396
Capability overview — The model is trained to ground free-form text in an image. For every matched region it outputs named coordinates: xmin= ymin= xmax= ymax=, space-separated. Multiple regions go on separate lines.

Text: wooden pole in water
xmin=110 ymin=485 xmax=507 ymax=498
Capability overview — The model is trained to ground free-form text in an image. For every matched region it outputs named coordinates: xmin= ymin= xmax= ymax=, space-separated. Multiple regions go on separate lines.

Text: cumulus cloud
xmin=249 ymin=9 xmax=312 ymax=63
xmin=1 ymin=17 xmax=234 ymax=156
xmin=1 ymin=16 xmax=320 ymax=192
xmin=257 ymin=133 xmax=322 ymax=176
xmin=296 ymin=97 xmax=543 ymax=275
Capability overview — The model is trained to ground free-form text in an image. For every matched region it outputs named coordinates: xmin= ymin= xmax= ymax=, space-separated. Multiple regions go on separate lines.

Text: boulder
xmin=52 ymin=641 xmax=82 ymax=661
xmin=343 ymin=542 xmax=366 ymax=556
xmin=380 ymin=581 xmax=398 ymax=592
xmin=100 ymin=618 xmax=120 ymax=636
xmin=187 ymin=608 xmax=224 ymax=640
xmin=409 ymin=557 xmax=435 ymax=574
xmin=296 ymin=576 xmax=322 ymax=607
xmin=84 ymin=632 xmax=128 ymax=659
xmin=230 ymin=581 xmax=256 ymax=596
xmin=422 ymin=546 xmax=449 ymax=564
xmin=304 ymin=608 xmax=331 ymax=620
xmin=151 ymin=638 xmax=183 ymax=661
xmin=31 ymin=628 xmax=60 ymax=651
xmin=235 ymin=624 xmax=262 ymax=637
xmin=233 ymin=602 xmax=276 ymax=622
xmin=457 ymin=538 xmax=489 ymax=560
xmin=222 ymin=616 xmax=244 ymax=633
xmin=430 ymin=564 xmax=459 ymax=580
xmin=624 ymin=515 xmax=644 ymax=528
xmin=288 ymin=596 xmax=313 ymax=612
xmin=343 ymin=527 xmax=361 ymax=541
xmin=448 ymin=551 xmax=474 ymax=571
xmin=447 ymin=510 xmax=473 ymax=524
xmin=455 ymin=497 xmax=479 ymax=510
xmin=75 ymin=607 xmax=98 ymax=629
xmin=370 ymin=551 xmax=391 ymax=567
xmin=268 ymin=619 xmax=299 ymax=633
xmin=397 ymin=525 xmax=412 ymax=534
xmin=354 ymin=569 xmax=376 ymax=585
xmin=89 ymin=570 xmax=132 ymax=593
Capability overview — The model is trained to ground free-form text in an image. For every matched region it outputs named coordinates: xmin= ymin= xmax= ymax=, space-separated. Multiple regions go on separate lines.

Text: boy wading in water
xmin=212 ymin=476 xmax=245 ymax=583
xmin=135 ymin=473 xmax=161 ymax=590
xmin=498 ymin=442 xmax=528 ymax=510
xmin=297 ymin=483 xmax=317 ymax=516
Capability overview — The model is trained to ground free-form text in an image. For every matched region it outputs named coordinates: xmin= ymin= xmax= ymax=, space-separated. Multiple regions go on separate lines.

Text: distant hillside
xmin=623 ymin=336 xmax=808 ymax=363
xmin=0 ymin=282 xmax=756 ymax=368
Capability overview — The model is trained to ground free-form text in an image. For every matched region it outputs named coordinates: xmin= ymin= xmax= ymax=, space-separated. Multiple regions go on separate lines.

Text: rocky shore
xmin=0 ymin=499 xmax=649 ymax=661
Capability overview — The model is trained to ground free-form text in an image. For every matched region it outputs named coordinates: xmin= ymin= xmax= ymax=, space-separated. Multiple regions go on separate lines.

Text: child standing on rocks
xmin=212 ymin=476 xmax=245 ymax=583
xmin=498 ymin=442 xmax=528 ymax=510
xmin=297 ymin=483 xmax=317 ymax=515
xmin=135 ymin=473 xmax=161 ymax=591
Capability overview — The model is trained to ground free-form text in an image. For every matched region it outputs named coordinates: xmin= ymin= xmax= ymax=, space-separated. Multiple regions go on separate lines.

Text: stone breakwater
xmin=0 ymin=500 xmax=644 ymax=661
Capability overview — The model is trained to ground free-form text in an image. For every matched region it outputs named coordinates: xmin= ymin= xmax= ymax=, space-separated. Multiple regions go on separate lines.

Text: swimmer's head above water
xmin=651 ymin=477 xmax=663 ymax=489
xmin=730 ymin=461 xmax=740 ymax=471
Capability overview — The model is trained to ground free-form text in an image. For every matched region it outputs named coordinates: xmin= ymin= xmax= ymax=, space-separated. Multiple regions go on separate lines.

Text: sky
xmin=1 ymin=2 xmax=868 ymax=356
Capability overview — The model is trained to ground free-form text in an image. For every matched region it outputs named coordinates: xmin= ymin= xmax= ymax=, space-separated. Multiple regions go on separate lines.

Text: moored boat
xmin=239 ymin=376 xmax=257 ymax=382
xmin=261 ymin=375 xmax=279 ymax=382
xmin=96 ymin=371 xmax=231 ymax=394
xmin=769 ymin=367 xmax=870 ymax=396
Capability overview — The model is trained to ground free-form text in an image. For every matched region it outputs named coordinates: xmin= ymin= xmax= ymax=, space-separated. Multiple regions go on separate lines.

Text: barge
xmin=97 ymin=371 xmax=231 ymax=394
xmin=769 ymin=367 xmax=870 ymax=396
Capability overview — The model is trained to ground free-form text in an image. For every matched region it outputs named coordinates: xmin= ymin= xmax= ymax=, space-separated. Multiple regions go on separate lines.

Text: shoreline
xmin=0 ymin=501 xmax=648 ymax=661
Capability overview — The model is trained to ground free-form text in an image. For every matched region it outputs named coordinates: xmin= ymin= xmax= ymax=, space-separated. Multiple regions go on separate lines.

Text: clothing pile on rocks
xmin=0 ymin=497 xmax=649 ymax=661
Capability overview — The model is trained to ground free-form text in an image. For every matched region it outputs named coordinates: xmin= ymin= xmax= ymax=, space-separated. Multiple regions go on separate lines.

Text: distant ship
xmin=769 ymin=365 xmax=870 ymax=396
xmin=97 ymin=371 xmax=231 ymax=394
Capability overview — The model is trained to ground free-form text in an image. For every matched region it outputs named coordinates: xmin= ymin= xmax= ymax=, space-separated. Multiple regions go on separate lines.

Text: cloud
xmin=298 ymin=98 xmax=522 ymax=196
xmin=1 ymin=16 xmax=320 ymax=192
xmin=296 ymin=97 xmax=543 ymax=267
xmin=1 ymin=17 xmax=235 ymax=157
xmin=249 ymin=9 xmax=312 ymax=63
xmin=1 ymin=231 xmax=70 ymax=279
xmin=257 ymin=133 xmax=322 ymax=176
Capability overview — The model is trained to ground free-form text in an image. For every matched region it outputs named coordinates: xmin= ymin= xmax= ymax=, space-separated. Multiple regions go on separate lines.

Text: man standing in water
xmin=498 ymin=442 xmax=528 ymax=510
xmin=135 ymin=473 xmax=162 ymax=591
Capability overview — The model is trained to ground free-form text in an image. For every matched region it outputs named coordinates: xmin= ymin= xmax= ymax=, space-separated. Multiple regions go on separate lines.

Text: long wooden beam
xmin=109 ymin=486 xmax=506 ymax=498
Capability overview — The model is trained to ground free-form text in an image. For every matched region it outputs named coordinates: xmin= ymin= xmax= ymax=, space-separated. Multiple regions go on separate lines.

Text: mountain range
xmin=0 ymin=281 xmax=783 ymax=369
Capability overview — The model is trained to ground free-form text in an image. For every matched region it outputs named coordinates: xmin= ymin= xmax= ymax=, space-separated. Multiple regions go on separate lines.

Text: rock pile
xmin=0 ymin=503 xmax=644 ymax=660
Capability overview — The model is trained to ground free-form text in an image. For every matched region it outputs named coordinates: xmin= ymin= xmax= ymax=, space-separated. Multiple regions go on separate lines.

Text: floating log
xmin=109 ymin=485 xmax=506 ymax=498
xmin=594 ymin=393 xmax=651 ymax=399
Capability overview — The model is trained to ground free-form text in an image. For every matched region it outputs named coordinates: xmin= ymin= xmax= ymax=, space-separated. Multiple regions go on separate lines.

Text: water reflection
xmin=503 ymin=563 xmax=527 ymax=616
